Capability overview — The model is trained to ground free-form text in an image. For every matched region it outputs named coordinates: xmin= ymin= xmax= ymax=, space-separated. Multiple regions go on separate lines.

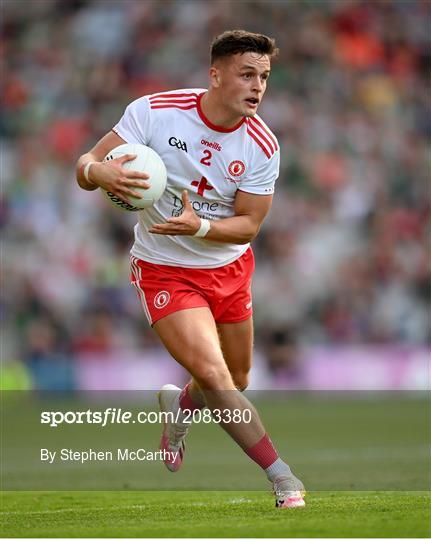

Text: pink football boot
xmin=273 ymin=475 xmax=306 ymax=508
xmin=158 ymin=384 xmax=189 ymax=472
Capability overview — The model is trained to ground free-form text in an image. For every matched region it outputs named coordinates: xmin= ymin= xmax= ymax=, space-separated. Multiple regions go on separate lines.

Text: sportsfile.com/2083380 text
xmin=40 ymin=407 xmax=252 ymax=428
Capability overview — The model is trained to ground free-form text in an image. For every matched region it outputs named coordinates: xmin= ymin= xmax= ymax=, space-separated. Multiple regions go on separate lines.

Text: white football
xmin=103 ymin=143 xmax=167 ymax=211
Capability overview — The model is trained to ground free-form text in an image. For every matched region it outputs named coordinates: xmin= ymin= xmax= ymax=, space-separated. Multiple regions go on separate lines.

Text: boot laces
xmin=169 ymin=422 xmax=188 ymax=448
xmin=273 ymin=475 xmax=304 ymax=497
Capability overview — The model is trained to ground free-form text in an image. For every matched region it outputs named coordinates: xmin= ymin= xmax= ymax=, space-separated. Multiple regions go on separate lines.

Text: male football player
xmin=76 ymin=29 xmax=305 ymax=508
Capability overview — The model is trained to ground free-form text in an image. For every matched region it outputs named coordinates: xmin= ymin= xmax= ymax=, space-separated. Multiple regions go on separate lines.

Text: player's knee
xmin=194 ymin=366 xmax=233 ymax=390
xmin=232 ymin=371 xmax=250 ymax=392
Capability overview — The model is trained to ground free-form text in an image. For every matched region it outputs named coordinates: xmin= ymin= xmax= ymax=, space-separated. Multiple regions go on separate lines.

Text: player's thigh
xmin=217 ymin=317 xmax=253 ymax=390
xmin=153 ymin=307 xmax=234 ymax=389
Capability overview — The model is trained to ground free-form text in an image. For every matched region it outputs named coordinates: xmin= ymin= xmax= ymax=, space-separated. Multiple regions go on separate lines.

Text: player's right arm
xmin=75 ymin=131 xmax=150 ymax=203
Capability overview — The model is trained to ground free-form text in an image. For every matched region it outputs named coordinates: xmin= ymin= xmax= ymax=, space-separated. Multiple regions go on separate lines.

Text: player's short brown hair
xmin=210 ymin=30 xmax=278 ymax=64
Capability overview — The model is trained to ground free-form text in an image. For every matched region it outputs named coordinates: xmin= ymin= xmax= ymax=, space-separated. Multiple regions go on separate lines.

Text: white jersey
xmin=113 ymin=88 xmax=280 ymax=268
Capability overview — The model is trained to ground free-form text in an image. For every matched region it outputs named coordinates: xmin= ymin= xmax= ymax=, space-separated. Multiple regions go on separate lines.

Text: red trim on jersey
xmin=246 ymin=126 xmax=271 ymax=158
xmin=197 ymin=92 xmax=245 ymax=133
xmin=149 ymin=92 xmax=199 ymax=100
xmin=150 ymin=104 xmax=197 ymax=110
xmin=249 ymin=116 xmax=279 ymax=151
xmin=149 ymin=98 xmax=197 ymax=105
xmin=246 ymin=119 xmax=278 ymax=158
xmin=111 ymin=128 xmax=127 ymax=144
xmin=247 ymin=118 xmax=277 ymax=155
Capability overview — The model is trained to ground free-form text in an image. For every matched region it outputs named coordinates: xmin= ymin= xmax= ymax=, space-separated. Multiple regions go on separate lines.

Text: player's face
xmin=214 ymin=52 xmax=271 ymax=119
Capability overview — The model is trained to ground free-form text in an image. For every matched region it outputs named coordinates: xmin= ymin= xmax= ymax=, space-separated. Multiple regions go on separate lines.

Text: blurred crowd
xmin=2 ymin=0 xmax=430 ymax=388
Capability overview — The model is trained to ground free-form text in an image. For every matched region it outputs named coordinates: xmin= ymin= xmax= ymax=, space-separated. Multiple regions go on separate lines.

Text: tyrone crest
xmin=228 ymin=160 xmax=246 ymax=177
xmin=154 ymin=291 xmax=170 ymax=309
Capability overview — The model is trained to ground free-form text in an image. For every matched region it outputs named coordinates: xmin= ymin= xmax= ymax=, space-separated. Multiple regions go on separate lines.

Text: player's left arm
xmin=149 ymin=189 xmax=273 ymax=244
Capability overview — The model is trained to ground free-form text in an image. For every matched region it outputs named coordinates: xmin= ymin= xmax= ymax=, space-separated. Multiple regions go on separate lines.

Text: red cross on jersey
xmin=191 ymin=177 xmax=214 ymax=197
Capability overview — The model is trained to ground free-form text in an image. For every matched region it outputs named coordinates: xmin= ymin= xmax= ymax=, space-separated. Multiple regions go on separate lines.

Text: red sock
xmin=179 ymin=382 xmax=203 ymax=412
xmin=244 ymin=433 xmax=278 ymax=469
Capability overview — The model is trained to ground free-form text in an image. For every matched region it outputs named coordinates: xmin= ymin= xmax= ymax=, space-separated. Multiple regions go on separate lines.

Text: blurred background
xmin=1 ymin=0 xmax=430 ymax=391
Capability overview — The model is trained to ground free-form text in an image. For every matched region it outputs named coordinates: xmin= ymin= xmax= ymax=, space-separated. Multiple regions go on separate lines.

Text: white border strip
xmin=130 ymin=256 xmax=153 ymax=325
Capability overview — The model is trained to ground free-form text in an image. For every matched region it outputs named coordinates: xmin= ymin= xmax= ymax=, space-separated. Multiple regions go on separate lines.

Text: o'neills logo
xmin=228 ymin=160 xmax=246 ymax=177
xmin=154 ymin=291 xmax=170 ymax=309
xmin=201 ymin=139 xmax=221 ymax=151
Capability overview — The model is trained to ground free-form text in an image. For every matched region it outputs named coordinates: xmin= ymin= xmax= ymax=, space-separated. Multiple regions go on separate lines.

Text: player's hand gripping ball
xmin=103 ymin=143 xmax=167 ymax=211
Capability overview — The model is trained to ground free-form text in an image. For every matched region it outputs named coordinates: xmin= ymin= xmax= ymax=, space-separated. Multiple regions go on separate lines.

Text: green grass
xmin=3 ymin=394 xmax=430 ymax=491
xmin=1 ymin=490 xmax=430 ymax=537
xmin=1 ymin=393 xmax=430 ymax=536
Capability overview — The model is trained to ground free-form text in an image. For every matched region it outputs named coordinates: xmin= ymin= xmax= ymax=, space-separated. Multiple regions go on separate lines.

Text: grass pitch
xmin=1 ymin=490 xmax=431 ymax=537
xmin=1 ymin=393 xmax=430 ymax=537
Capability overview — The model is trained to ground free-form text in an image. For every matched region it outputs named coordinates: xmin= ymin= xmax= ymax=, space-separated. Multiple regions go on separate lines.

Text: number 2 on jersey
xmin=200 ymin=150 xmax=212 ymax=166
